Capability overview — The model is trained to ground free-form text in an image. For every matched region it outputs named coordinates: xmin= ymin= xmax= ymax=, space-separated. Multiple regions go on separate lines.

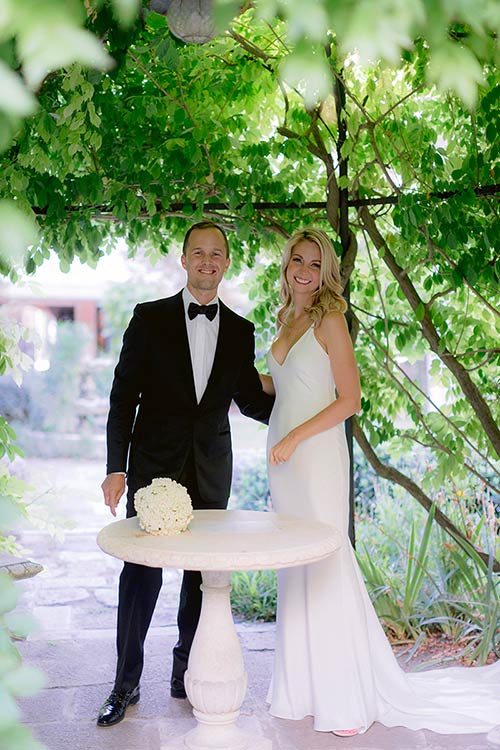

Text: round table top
xmin=97 ymin=509 xmax=342 ymax=571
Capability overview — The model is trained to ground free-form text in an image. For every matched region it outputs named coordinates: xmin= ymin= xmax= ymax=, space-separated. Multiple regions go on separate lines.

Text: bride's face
xmin=286 ymin=240 xmax=321 ymax=299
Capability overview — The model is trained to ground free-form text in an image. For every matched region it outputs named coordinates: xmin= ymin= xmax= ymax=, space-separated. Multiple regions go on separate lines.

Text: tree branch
xmin=359 ymin=205 xmax=500 ymax=458
xmin=356 ymin=313 xmax=500 ymax=486
xmin=423 ymin=232 xmax=500 ymax=319
xmin=228 ymin=29 xmax=275 ymax=67
xmin=30 ymin=183 xmax=500 ymax=219
xmin=352 ymin=418 xmax=500 ymax=572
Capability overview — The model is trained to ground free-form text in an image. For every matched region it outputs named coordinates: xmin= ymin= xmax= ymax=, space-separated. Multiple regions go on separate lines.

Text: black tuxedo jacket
xmin=106 ymin=291 xmax=273 ymax=504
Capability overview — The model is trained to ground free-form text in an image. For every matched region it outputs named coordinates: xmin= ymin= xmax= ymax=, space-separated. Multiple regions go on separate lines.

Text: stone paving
xmin=12 ymin=454 xmax=496 ymax=750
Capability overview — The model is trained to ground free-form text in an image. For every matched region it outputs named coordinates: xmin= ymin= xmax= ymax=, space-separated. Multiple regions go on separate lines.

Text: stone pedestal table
xmin=97 ymin=509 xmax=342 ymax=750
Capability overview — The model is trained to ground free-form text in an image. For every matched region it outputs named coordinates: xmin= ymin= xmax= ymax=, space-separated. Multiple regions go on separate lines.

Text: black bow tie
xmin=188 ymin=302 xmax=218 ymax=321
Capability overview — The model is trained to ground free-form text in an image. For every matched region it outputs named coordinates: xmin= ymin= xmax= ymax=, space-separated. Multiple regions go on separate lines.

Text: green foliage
xmin=248 ymin=0 xmax=499 ymax=107
xmin=0 ymin=417 xmax=23 ymax=464
xmin=0 ymin=319 xmax=32 ymax=549
xmin=0 ymin=0 xmax=121 ymax=275
xmin=231 ymin=569 xmax=277 ymax=622
xmin=228 ymin=457 xmax=277 ymax=623
xmin=0 ymin=464 xmax=31 ymax=557
xmin=25 ymin=322 xmax=91 ymax=433
xmin=356 ymin=483 xmax=500 ymax=663
xmin=0 ymin=573 xmax=45 ymax=750
xmin=100 ymin=275 xmax=167 ymax=358
xmin=2 ymin=1 xmax=498 ymax=266
xmin=231 ymin=454 xmax=271 ymax=512
xmin=0 ymin=322 xmax=43 ymax=750
xmin=0 ymin=201 xmax=38 ymax=275
xmin=0 ymin=314 xmax=33 ymax=386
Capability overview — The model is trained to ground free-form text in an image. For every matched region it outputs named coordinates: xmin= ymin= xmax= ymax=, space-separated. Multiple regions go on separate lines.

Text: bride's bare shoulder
xmin=316 ymin=311 xmax=348 ymax=340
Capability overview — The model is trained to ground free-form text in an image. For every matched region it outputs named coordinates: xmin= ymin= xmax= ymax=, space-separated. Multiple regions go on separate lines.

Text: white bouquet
xmin=134 ymin=477 xmax=193 ymax=536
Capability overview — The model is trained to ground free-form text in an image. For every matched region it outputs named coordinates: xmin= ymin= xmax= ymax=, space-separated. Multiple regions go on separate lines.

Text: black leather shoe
xmin=97 ymin=685 xmax=140 ymax=727
xmin=170 ymin=677 xmax=187 ymax=699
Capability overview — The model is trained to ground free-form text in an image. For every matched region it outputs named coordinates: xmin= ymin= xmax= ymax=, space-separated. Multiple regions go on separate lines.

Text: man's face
xmin=181 ymin=227 xmax=230 ymax=299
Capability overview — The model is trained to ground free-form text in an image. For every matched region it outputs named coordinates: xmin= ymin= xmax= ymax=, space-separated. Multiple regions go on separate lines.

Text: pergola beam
xmin=30 ymin=183 xmax=500 ymax=219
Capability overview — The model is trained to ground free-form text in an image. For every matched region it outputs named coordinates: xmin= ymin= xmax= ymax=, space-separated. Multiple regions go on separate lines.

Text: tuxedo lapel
xmin=166 ymin=292 xmax=197 ymax=405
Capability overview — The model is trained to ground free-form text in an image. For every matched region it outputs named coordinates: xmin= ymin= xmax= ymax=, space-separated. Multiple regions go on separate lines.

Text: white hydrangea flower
xmin=134 ymin=477 xmax=193 ymax=536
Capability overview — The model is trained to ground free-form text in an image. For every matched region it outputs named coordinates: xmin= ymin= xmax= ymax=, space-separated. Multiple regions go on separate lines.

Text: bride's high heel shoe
xmin=332 ymin=729 xmax=360 ymax=737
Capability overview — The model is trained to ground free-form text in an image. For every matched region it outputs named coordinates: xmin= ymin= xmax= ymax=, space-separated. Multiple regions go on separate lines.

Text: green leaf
xmin=279 ymin=49 xmax=331 ymax=108
xmin=339 ymin=0 xmax=419 ymax=65
xmin=0 ymin=573 xmax=18 ymax=615
xmin=0 ymin=685 xmax=21 ymax=731
xmin=3 ymin=665 xmax=46 ymax=697
xmin=10 ymin=172 xmax=29 ymax=193
xmin=0 ymin=724 xmax=44 ymax=750
xmin=4 ymin=612 xmax=39 ymax=641
xmin=19 ymin=22 xmax=113 ymax=89
xmin=0 ymin=202 xmax=38 ymax=273
xmin=87 ymin=101 xmax=101 ymax=128
xmin=110 ymin=0 xmax=141 ymax=27
xmin=415 ymin=302 xmax=425 ymax=321
xmin=0 ymin=61 xmax=37 ymax=117
xmin=427 ymin=41 xmax=485 ymax=109
xmin=0 ymin=495 xmax=25 ymax=526
xmin=213 ymin=0 xmax=243 ymax=32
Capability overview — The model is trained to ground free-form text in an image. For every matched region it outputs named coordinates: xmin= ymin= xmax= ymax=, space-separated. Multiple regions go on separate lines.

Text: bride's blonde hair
xmin=277 ymin=228 xmax=347 ymax=327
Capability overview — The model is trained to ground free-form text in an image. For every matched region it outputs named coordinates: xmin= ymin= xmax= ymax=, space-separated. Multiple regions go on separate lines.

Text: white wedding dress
xmin=266 ymin=326 xmax=500 ymax=735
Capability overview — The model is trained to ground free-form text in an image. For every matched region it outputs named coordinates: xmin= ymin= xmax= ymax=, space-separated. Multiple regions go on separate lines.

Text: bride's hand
xmin=269 ymin=431 xmax=300 ymax=465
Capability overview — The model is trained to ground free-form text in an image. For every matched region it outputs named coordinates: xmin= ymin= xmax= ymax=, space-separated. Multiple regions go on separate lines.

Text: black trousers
xmin=114 ymin=455 xmax=227 ymax=691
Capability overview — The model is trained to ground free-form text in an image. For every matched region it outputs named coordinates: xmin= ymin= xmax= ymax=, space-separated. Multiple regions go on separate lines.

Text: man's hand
xmin=101 ymin=474 xmax=126 ymax=517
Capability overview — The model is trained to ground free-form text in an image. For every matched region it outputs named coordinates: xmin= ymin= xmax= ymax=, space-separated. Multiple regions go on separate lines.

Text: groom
xmin=97 ymin=220 xmax=273 ymax=727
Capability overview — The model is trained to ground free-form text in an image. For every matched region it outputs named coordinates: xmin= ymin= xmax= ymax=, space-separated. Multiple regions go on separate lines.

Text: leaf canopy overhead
xmin=0 ymin=0 xmax=499 ymax=267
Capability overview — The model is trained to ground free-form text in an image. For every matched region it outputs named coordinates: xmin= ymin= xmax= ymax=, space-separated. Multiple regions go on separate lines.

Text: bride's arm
xmin=259 ymin=373 xmax=275 ymax=396
xmin=269 ymin=312 xmax=360 ymax=465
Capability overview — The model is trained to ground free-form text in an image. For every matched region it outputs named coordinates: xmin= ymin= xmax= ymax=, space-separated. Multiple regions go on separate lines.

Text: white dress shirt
xmin=182 ymin=287 xmax=219 ymax=404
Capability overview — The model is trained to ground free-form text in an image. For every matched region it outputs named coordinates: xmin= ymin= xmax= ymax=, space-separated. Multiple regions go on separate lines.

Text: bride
xmin=259 ymin=227 xmax=500 ymax=737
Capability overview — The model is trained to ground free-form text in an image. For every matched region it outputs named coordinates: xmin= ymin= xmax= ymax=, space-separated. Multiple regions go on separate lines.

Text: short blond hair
xmin=278 ymin=227 xmax=347 ymax=327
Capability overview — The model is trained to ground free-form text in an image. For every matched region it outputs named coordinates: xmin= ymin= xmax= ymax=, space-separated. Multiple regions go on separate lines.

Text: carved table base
xmin=163 ymin=570 xmax=271 ymax=750
xmin=97 ymin=512 xmax=341 ymax=750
